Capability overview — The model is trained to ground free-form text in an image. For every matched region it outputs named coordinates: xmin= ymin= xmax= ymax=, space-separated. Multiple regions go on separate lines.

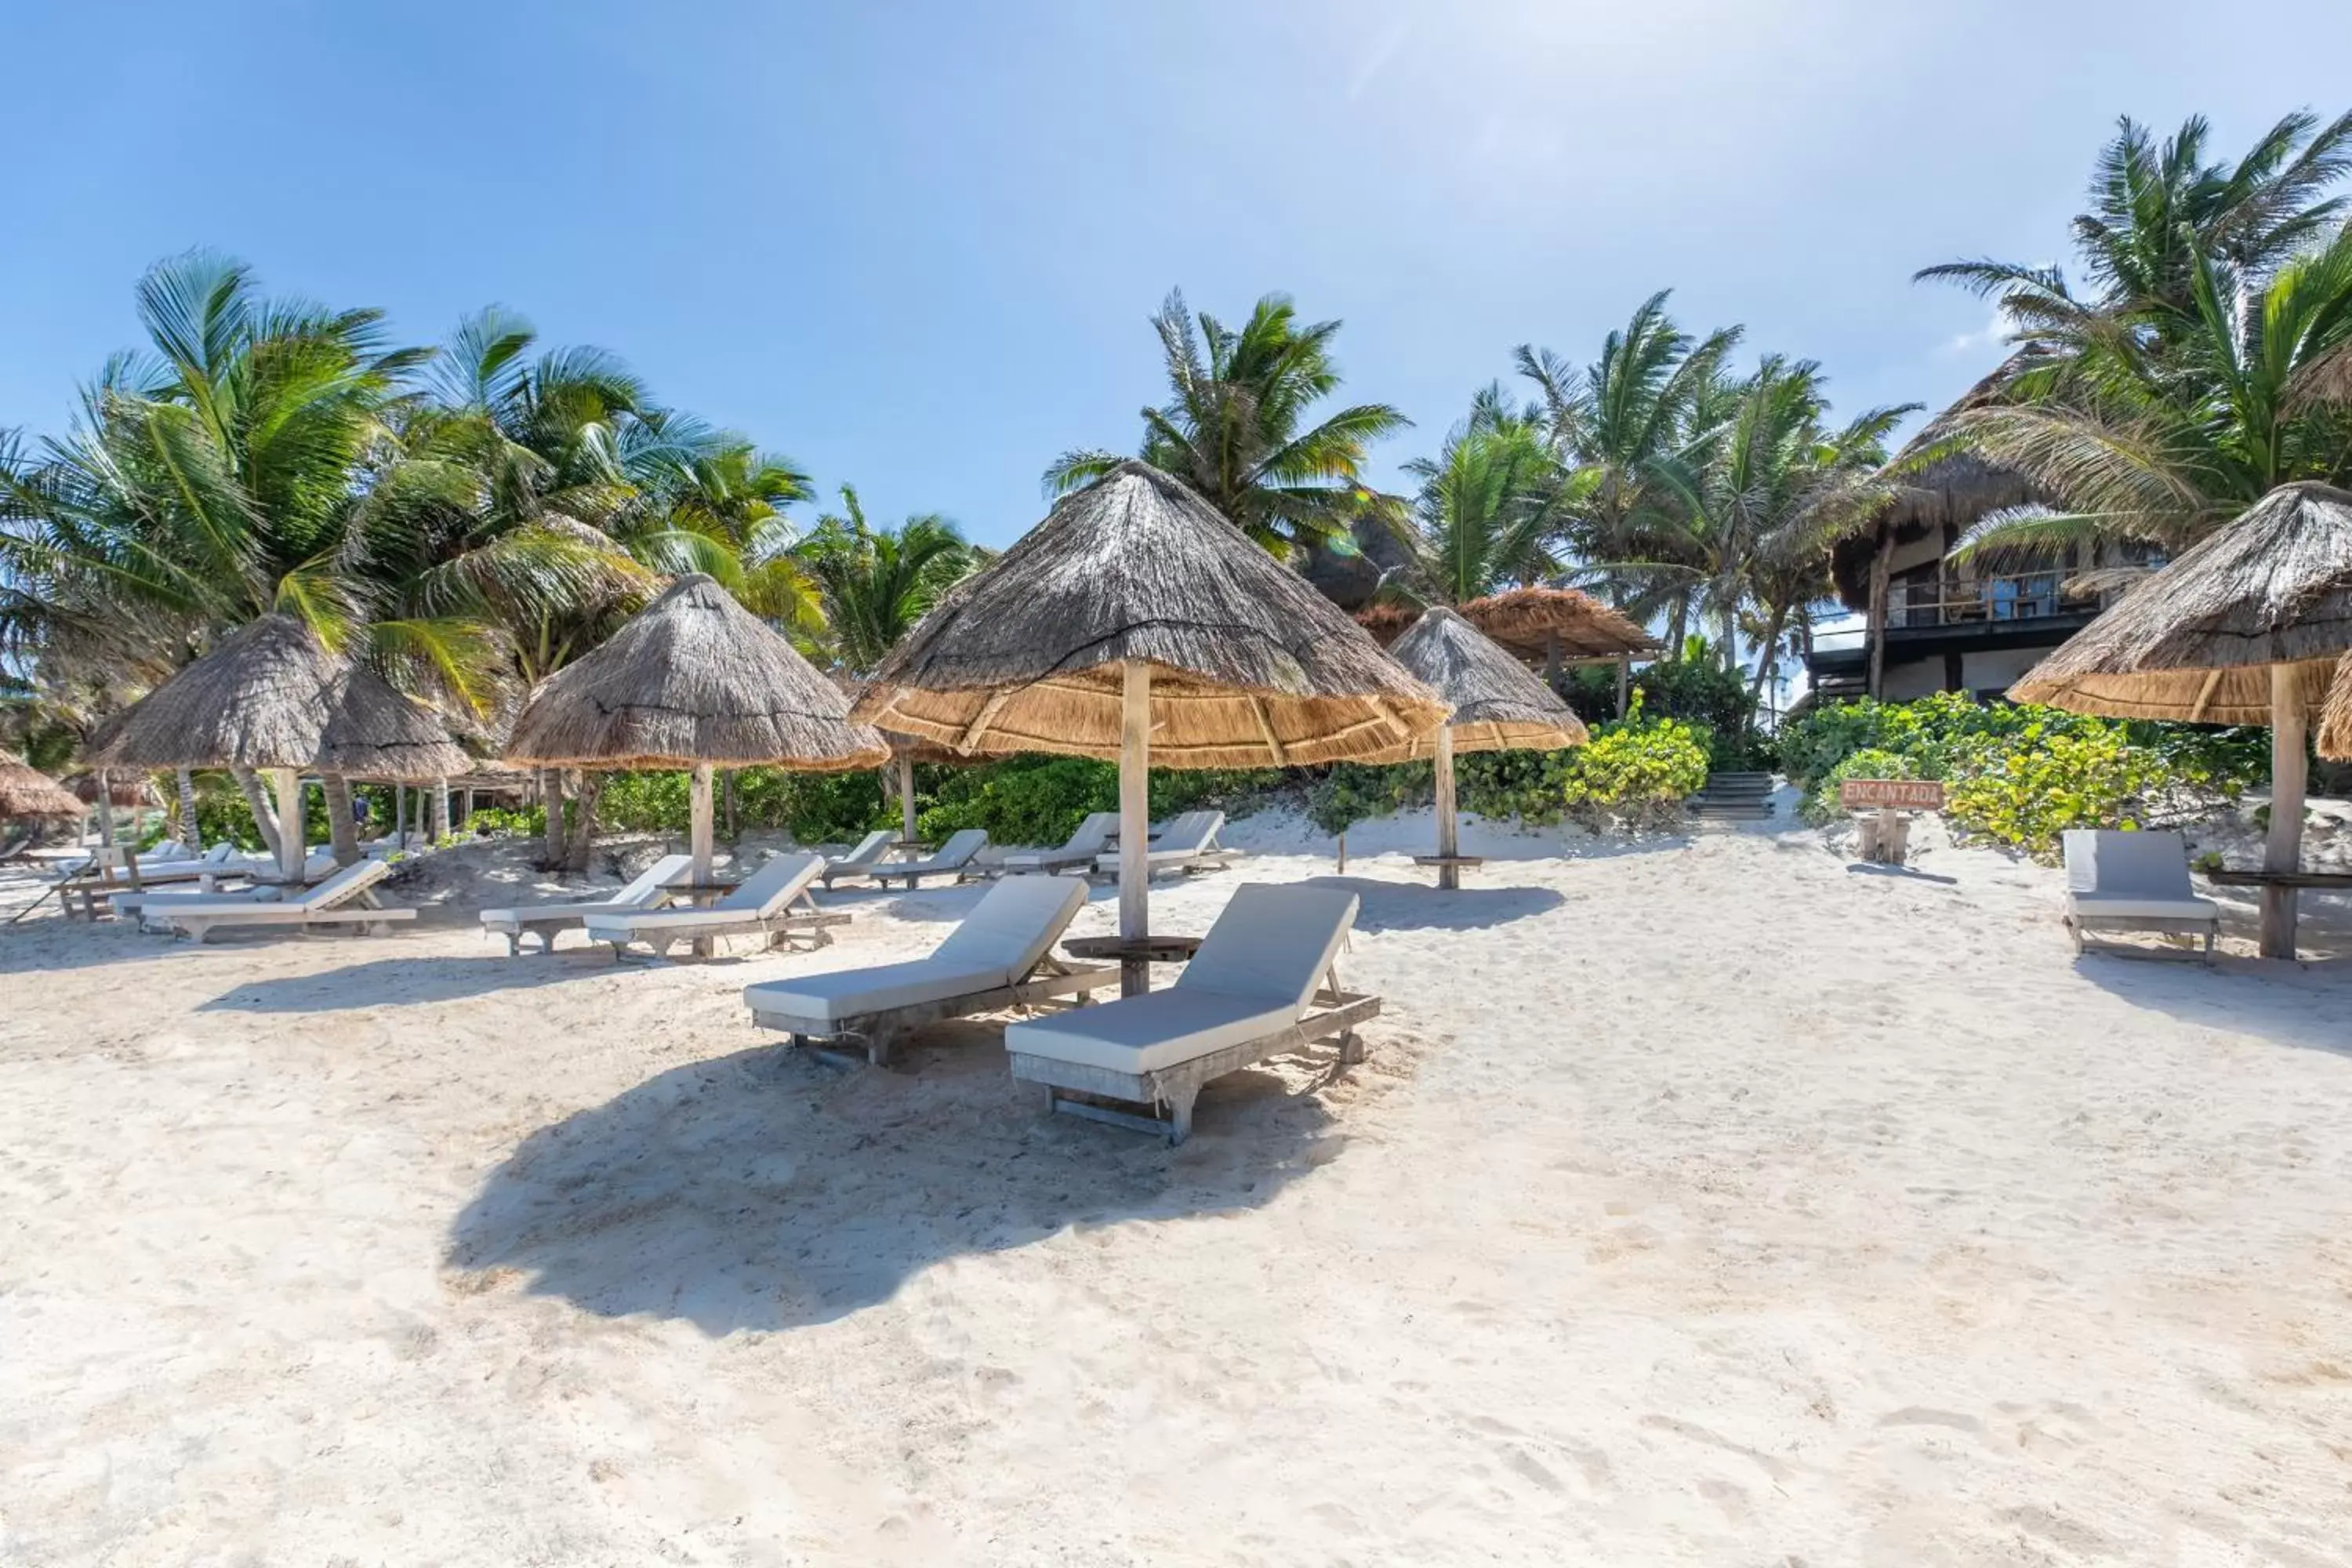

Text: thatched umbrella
xmin=1361 ymin=608 xmax=1589 ymax=887
xmin=504 ymin=574 xmax=890 ymax=884
xmin=90 ymin=614 xmax=472 ymax=878
xmin=64 ymin=771 xmax=161 ymax=810
xmin=851 ymin=460 xmax=1448 ymax=993
xmin=0 ymin=757 xmax=84 ymax=822
xmin=2010 ymin=481 xmax=2352 ymax=958
xmin=1359 ymin=586 xmax=1659 ymax=710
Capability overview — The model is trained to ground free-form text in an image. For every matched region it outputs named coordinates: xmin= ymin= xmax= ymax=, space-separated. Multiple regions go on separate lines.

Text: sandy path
xmin=2 ymin=818 xmax=2348 ymax=1566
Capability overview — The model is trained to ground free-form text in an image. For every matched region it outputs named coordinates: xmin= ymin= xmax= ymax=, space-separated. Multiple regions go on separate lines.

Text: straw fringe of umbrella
xmin=2321 ymin=648 xmax=2352 ymax=760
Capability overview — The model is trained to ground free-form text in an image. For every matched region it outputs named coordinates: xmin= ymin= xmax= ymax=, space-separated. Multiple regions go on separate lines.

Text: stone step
xmin=1688 ymin=802 xmax=1776 ymax=820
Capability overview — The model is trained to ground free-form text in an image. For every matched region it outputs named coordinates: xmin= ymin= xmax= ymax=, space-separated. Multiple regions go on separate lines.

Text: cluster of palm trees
xmin=1917 ymin=108 xmax=2352 ymax=556
xmin=1062 ymin=288 xmax=1904 ymax=710
xmin=0 ymin=252 xmax=973 ymax=851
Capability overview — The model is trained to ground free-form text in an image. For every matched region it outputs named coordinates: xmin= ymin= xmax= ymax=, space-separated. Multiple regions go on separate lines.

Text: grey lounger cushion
xmin=742 ymin=873 xmax=1085 ymax=1024
xmin=582 ymin=851 xmax=822 ymax=939
xmin=2061 ymin=830 xmax=2220 ymax=923
xmin=1004 ymin=883 xmax=1356 ymax=1073
xmin=479 ymin=853 xmax=695 ymax=928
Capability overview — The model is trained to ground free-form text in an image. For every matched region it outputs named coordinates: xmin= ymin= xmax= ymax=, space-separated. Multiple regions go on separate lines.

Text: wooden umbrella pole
xmin=1119 ymin=660 xmax=1152 ymax=998
xmin=898 ymin=754 xmax=917 ymax=848
xmin=689 ymin=761 xmax=716 ymax=886
xmin=274 ymin=768 xmax=305 ymax=880
xmin=1433 ymin=725 xmax=1460 ymax=891
xmin=2262 ymin=662 xmax=2307 ymax=960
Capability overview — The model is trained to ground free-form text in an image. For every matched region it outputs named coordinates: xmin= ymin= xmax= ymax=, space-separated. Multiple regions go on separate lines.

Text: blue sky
xmin=5 ymin=1 xmax=2349 ymax=548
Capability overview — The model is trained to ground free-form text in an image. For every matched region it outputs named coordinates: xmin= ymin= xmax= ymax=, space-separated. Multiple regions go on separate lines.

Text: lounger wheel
xmin=1337 ymin=1029 xmax=1366 ymax=1066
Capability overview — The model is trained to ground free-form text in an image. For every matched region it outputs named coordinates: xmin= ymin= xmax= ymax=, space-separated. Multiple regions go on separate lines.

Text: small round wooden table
xmin=1063 ymin=933 xmax=1201 ymax=997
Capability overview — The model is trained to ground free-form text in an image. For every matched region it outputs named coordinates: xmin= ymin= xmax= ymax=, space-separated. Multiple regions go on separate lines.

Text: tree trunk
xmin=1667 ymin=593 xmax=1690 ymax=659
xmin=1748 ymin=601 xmax=1790 ymax=706
xmin=563 ymin=771 xmax=603 ymax=873
xmin=542 ymin=768 xmax=566 ymax=867
xmin=1866 ymin=524 xmax=1895 ymax=700
xmin=321 ymin=772 xmax=362 ymax=866
xmin=1543 ymin=633 xmax=1562 ymax=695
xmin=723 ymin=768 xmax=739 ymax=840
xmin=230 ymin=765 xmax=284 ymax=859
xmin=1719 ymin=591 xmax=1740 ymax=677
xmin=176 ymin=768 xmax=202 ymax=850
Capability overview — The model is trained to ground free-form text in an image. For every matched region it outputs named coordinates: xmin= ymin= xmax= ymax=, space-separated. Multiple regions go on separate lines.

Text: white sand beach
xmin=4 ymin=815 xmax=2350 ymax=1565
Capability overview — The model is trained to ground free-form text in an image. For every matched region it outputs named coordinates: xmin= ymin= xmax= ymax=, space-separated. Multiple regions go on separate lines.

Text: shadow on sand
xmin=447 ymin=1023 xmax=1345 ymax=1333
xmin=2074 ymin=920 xmax=2352 ymax=1056
xmin=198 ymin=949 xmax=619 ymax=1011
xmin=1299 ymin=875 xmax=1564 ymax=932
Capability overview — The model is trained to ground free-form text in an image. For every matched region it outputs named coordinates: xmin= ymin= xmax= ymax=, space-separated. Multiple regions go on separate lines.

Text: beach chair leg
xmin=1337 ymin=1029 xmax=1367 ymax=1066
xmin=866 ymin=1029 xmax=894 ymax=1069
xmin=2201 ymin=924 xmax=2217 ymax=964
xmin=1165 ymin=1089 xmax=1196 ymax=1146
xmin=2064 ymin=917 xmax=2084 ymax=955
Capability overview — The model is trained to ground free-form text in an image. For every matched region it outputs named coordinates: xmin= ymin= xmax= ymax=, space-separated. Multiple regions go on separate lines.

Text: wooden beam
xmin=958 ymin=690 xmax=1013 ymax=753
xmin=1247 ymin=695 xmax=1289 ymax=765
xmin=1118 ymin=661 xmax=1152 ymax=999
xmin=2189 ymin=667 xmax=2223 ymax=723
xmin=2261 ymin=662 xmax=2307 ymax=960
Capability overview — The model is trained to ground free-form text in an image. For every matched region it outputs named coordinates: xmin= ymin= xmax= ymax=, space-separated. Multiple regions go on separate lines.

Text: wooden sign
xmin=1838 ymin=778 xmax=1945 ymax=811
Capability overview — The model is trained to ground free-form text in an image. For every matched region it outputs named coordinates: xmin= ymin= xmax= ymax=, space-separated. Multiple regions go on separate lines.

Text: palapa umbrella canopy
xmin=2009 ymin=481 xmax=2352 ymax=957
xmin=1360 ymin=608 xmax=1590 ymax=887
xmin=851 ymin=459 xmax=1448 ymax=992
xmin=91 ymin=613 xmax=471 ymax=877
xmin=2321 ymin=650 xmax=2352 ymax=760
xmin=0 ymin=756 xmax=85 ymax=822
xmin=504 ymin=573 xmax=890 ymax=882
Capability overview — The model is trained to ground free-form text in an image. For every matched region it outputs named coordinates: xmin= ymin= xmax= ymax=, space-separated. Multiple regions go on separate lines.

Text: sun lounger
xmin=582 ymin=851 xmax=844 ymax=960
xmin=837 ymin=828 xmax=989 ymax=889
xmin=57 ymin=843 xmax=249 ymax=917
xmin=1006 ymin=883 xmax=1376 ymax=1144
xmin=818 ymin=830 xmax=895 ymax=889
xmin=151 ymin=858 xmax=412 ymax=943
xmin=1090 ymin=811 xmax=1236 ymax=879
xmin=2060 ymin=829 xmax=2220 ymax=961
xmin=996 ymin=812 xmax=1122 ymax=874
xmin=743 ymin=873 xmax=1115 ymax=1066
xmin=478 ymin=853 xmax=697 ymax=955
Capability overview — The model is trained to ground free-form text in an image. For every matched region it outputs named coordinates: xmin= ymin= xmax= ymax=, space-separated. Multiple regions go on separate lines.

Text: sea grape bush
xmin=1780 ymin=695 xmax=2263 ymax=856
xmin=1555 ymin=710 xmax=1711 ymax=830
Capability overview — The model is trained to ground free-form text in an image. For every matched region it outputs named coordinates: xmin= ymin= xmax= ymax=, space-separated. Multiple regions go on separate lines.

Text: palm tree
xmin=0 ymin=252 xmax=469 ymax=863
xmin=1515 ymin=292 xmax=1743 ymax=645
xmin=1916 ymin=111 xmax=2352 ymax=559
xmin=797 ymin=486 xmax=975 ymax=674
xmin=1381 ymin=386 xmax=1583 ymax=608
xmin=1045 ymin=289 xmax=1410 ymax=558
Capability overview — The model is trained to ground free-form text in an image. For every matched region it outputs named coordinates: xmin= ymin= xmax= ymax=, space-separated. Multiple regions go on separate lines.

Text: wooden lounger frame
xmin=485 ymin=893 xmax=688 ymax=956
xmin=1008 ymin=974 xmax=1377 ymax=1145
xmin=594 ymin=890 xmax=850 ymax=961
xmin=749 ymin=956 xmax=1119 ymax=1067
xmin=2063 ymin=909 xmax=2218 ymax=963
xmin=169 ymin=894 xmax=412 ymax=944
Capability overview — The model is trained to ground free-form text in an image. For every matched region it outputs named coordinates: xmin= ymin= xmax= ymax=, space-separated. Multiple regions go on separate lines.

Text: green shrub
xmin=1799 ymin=747 xmax=1925 ymax=825
xmin=1556 ymin=708 xmax=1711 ymax=831
xmin=1778 ymin=694 xmax=2264 ymax=858
xmin=466 ymin=804 xmax=546 ymax=837
xmin=917 ymin=755 xmax=1283 ymax=847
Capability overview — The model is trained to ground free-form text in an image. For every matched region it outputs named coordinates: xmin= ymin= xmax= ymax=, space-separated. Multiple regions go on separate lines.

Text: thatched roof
xmin=2320 ymin=649 xmax=2352 ymax=760
xmin=1460 ymin=586 xmax=1659 ymax=661
xmin=848 ymin=461 xmax=1448 ymax=768
xmin=2009 ymin=483 xmax=2352 ymax=723
xmin=66 ymin=771 xmax=162 ymax=808
xmin=0 ymin=757 xmax=85 ymax=821
xmin=505 ymin=574 xmax=890 ymax=770
xmin=1359 ymin=592 xmax=1661 ymax=663
xmin=1828 ymin=358 xmax=2046 ymax=610
xmin=1361 ymin=608 xmax=1589 ymax=760
xmin=318 ymin=664 xmax=475 ymax=781
xmin=88 ymin=613 xmax=472 ymax=780
xmin=89 ymin=615 xmax=340 ymax=771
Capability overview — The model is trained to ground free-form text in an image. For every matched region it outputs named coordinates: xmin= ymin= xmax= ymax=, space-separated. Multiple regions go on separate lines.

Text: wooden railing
xmin=1889 ymin=571 xmax=2082 ymax=629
